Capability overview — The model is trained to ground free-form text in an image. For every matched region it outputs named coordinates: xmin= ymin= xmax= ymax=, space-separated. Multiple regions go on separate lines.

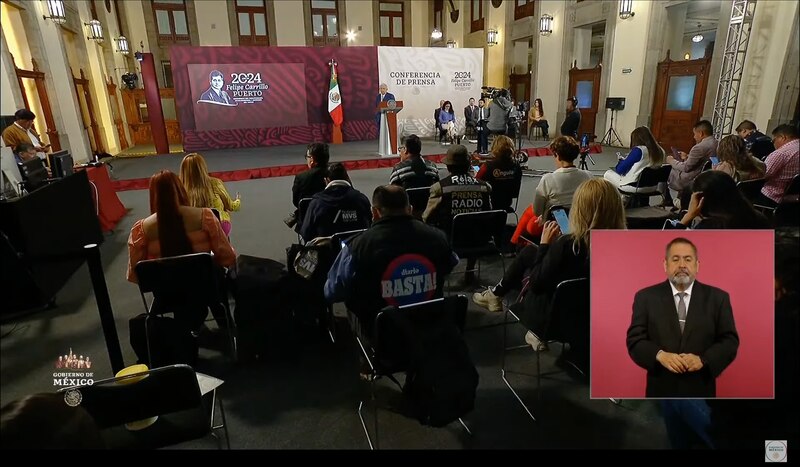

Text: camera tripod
xmin=601 ymin=108 xmax=624 ymax=147
xmin=578 ymin=150 xmax=595 ymax=170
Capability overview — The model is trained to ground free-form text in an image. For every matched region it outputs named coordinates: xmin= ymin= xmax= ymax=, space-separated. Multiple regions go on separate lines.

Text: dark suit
xmin=626 ymin=280 xmax=739 ymax=398
xmin=198 ymin=87 xmax=236 ymax=105
xmin=464 ymin=105 xmax=478 ymax=135
xmin=375 ymin=92 xmax=396 ymax=127
xmin=560 ymin=109 xmax=581 ymax=138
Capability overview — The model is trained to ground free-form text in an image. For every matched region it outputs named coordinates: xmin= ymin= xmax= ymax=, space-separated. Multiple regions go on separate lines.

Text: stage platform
xmin=110 ymin=137 xmax=611 ymax=191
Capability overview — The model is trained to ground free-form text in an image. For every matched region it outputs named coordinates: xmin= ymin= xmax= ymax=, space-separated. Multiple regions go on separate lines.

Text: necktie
xmin=676 ymin=292 xmax=687 ymax=334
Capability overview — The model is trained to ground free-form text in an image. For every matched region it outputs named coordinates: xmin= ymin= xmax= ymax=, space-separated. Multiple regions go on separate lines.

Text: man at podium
xmin=374 ymin=83 xmax=396 ymax=128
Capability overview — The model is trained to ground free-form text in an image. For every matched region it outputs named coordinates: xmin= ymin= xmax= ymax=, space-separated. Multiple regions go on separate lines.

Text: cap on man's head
xmin=443 ymin=144 xmax=471 ymax=167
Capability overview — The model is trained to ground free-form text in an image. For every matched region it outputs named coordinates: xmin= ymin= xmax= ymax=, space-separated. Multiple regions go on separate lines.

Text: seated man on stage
xmin=464 ymin=98 xmax=479 ymax=141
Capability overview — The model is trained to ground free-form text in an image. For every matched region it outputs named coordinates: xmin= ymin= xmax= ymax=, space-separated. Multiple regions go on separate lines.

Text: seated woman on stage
xmin=528 ymin=98 xmax=549 ymax=139
xmin=179 ymin=153 xmax=241 ymax=236
xmin=603 ymin=126 xmax=665 ymax=189
xmin=510 ymin=136 xmax=592 ymax=244
xmin=713 ymin=134 xmax=766 ymax=182
xmin=438 ymin=100 xmax=457 ymax=144
xmin=126 ymin=170 xmax=236 ymax=284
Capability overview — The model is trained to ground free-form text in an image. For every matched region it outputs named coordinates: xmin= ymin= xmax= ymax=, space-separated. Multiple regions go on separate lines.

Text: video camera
xmin=481 ymin=86 xmax=508 ymax=100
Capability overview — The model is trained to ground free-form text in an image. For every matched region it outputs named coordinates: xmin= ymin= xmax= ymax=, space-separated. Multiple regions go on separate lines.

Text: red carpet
xmin=111 ymin=144 xmax=602 ymax=192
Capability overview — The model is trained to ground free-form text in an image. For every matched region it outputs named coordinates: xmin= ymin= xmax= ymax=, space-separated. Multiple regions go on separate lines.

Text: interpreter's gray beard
xmin=670 ymin=273 xmax=692 ymax=287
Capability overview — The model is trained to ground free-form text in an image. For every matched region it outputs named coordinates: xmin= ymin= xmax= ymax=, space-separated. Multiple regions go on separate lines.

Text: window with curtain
xmin=161 ymin=61 xmax=174 ymax=88
xmin=236 ymin=0 xmax=269 ymax=45
xmin=514 ymin=0 xmax=535 ymax=20
xmin=433 ymin=0 xmax=443 ymax=31
xmin=152 ymin=0 xmax=189 ymax=44
xmin=470 ymin=0 xmax=484 ymax=33
xmin=310 ymin=0 xmax=339 ymax=46
xmin=379 ymin=1 xmax=404 ymax=46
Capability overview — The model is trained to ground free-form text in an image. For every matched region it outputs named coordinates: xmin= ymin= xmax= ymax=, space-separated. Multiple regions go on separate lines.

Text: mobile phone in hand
xmin=671 ymin=147 xmax=679 ymax=158
xmin=552 ymin=208 xmax=570 ymax=234
xmin=710 ymin=156 xmax=719 ymax=165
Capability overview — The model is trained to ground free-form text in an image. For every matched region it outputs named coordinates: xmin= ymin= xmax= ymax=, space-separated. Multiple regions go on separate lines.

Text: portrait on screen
xmin=197 ymin=70 xmax=237 ymax=107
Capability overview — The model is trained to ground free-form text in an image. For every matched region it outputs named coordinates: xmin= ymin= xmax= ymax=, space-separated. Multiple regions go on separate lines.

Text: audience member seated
xmin=464 ymin=98 xmax=479 ymax=139
xmin=510 ymin=136 xmax=592 ymax=244
xmin=713 ymin=135 xmax=765 ymax=182
xmin=735 ymin=119 xmax=775 ymax=161
xmin=423 ymin=144 xmax=492 ymax=235
xmin=180 ymin=153 xmax=241 ymax=237
xmin=389 ymin=134 xmax=439 ymax=189
xmin=755 ymin=124 xmax=799 ymax=208
xmin=474 ymin=178 xmax=626 ymax=350
xmin=666 ymin=120 xmax=717 ymax=207
xmin=126 ymin=170 xmax=236 ymax=284
xmin=528 ymin=98 xmax=549 ymax=139
xmin=676 ymin=170 xmax=770 ymax=229
xmin=300 ymin=162 xmax=371 ymax=242
xmin=603 ymin=126 xmax=665 ymax=190
xmin=438 ymin=100 xmax=457 ymax=144
xmin=288 ymin=143 xmax=330 ymax=228
xmin=0 ymin=393 xmax=104 ymax=449
xmin=324 ymin=185 xmax=458 ymax=335
xmin=476 ymin=135 xmax=522 ymax=212
xmin=434 ymin=100 xmax=445 ymax=141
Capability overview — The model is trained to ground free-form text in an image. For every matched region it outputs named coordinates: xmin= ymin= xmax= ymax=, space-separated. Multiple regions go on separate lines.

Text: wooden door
xmin=73 ymin=69 xmax=104 ymax=153
xmin=568 ymin=61 xmax=602 ymax=139
xmin=121 ymin=88 xmax=183 ymax=146
xmin=509 ymin=73 xmax=530 ymax=133
xmin=107 ymin=77 xmax=129 ymax=150
xmin=13 ymin=56 xmax=61 ymax=151
xmin=651 ymin=52 xmax=711 ymax=152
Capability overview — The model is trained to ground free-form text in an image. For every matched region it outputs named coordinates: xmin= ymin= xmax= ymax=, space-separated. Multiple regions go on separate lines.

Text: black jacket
xmin=389 ymin=156 xmax=440 ymax=189
xmin=476 ymin=159 xmax=522 ymax=211
xmin=292 ymin=166 xmax=327 ymax=207
xmin=627 ymin=280 xmax=740 ymax=398
xmin=745 ymin=131 xmax=775 ymax=161
xmin=561 ymin=109 xmax=581 ymax=138
xmin=299 ymin=182 xmax=372 ymax=241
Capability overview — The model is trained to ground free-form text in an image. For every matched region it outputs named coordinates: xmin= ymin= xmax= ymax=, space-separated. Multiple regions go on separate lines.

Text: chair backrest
xmin=701 ymin=159 xmax=713 ymax=172
xmin=736 ymin=178 xmax=766 ymax=203
xmin=372 ymin=296 xmax=468 ymax=371
xmin=405 ymin=186 xmax=431 ymax=215
xmin=450 ymin=210 xmax=506 ymax=250
xmin=297 ymin=197 xmax=313 ymax=223
xmin=135 ymin=252 xmax=223 ymax=318
xmin=330 ymin=228 xmax=367 ymax=256
xmin=210 ymin=208 xmax=222 ymax=221
xmin=783 ymin=174 xmax=800 ymax=198
xmin=545 ymin=278 xmax=590 ymax=368
xmin=634 ymin=164 xmax=672 ymax=188
xmin=60 ymin=364 xmax=203 ymax=429
xmin=18 ymin=158 xmax=49 ymax=191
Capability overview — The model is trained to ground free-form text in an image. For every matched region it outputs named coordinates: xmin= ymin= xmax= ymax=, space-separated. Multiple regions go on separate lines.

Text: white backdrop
xmin=378 ymin=47 xmax=484 ymax=138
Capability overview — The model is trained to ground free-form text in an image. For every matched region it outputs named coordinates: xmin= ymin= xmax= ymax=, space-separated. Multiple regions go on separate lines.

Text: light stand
xmin=578 ymin=149 xmax=595 ymax=171
xmin=601 ymin=108 xmax=624 ymax=147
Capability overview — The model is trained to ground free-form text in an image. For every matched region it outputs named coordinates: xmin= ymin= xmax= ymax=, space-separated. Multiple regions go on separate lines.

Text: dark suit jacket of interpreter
xmin=626 ymin=280 xmax=739 ymax=398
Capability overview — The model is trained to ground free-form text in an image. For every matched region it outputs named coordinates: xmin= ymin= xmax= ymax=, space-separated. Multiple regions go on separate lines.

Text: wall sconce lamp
xmin=619 ymin=0 xmax=635 ymax=20
xmin=42 ymin=0 xmax=67 ymax=24
xmin=539 ymin=14 xmax=553 ymax=36
xmin=446 ymin=39 xmax=457 ymax=48
xmin=85 ymin=19 xmax=104 ymax=43
xmin=431 ymin=27 xmax=443 ymax=40
xmin=115 ymin=36 xmax=129 ymax=55
xmin=345 ymin=30 xmax=357 ymax=42
xmin=487 ymin=28 xmax=499 ymax=46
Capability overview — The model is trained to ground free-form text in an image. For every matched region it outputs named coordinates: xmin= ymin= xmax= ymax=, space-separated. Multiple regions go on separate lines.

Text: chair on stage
xmin=354 ymin=295 xmax=474 ymax=449
xmin=60 ymin=364 xmax=230 ymax=449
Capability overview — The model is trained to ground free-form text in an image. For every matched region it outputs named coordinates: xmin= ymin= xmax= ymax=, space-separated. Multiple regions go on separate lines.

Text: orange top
xmin=126 ymin=208 xmax=236 ymax=283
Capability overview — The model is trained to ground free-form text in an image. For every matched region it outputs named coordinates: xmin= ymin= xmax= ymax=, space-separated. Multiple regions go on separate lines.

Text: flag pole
xmin=329 ymin=59 xmax=343 ymax=144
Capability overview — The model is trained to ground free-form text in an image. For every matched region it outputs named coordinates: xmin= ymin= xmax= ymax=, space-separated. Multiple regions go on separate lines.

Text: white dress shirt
xmin=668 ymin=280 xmax=695 ymax=317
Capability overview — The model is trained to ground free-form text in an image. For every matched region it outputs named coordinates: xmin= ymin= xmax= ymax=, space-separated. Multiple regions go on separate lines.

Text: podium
xmin=377 ymin=100 xmax=403 ymax=157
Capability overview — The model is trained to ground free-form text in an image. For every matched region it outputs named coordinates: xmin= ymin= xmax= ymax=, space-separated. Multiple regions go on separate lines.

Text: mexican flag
xmin=328 ymin=63 xmax=343 ymax=126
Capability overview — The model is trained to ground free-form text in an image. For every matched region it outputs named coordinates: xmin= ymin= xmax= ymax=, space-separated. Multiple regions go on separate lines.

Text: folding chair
xmin=766 ymin=174 xmax=800 ymax=227
xmin=405 ymin=186 xmax=431 ymax=219
xmin=135 ymin=252 xmax=237 ymax=365
xmin=736 ymin=178 xmax=766 ymax=204
xmin=60 ymin=364 xmax=230 ymax=449
xmin=501 ymin=277 xmax=589 ymax=422
xmin=296 ymin=197 xmax=313 ymax=243
xmin=619 ymin=164 xmax=672 ymax=208
xmin=354 ymin=295 xmax=472 ymax=449
xmin=448 ymin=210 xmax=507 ymax=289
xmin=321 ymin=229 xmax=368 ymax=344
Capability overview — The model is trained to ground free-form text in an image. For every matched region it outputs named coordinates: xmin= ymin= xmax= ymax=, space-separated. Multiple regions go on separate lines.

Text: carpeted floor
xmin=0 ymin=141 xmax=671 ymax=450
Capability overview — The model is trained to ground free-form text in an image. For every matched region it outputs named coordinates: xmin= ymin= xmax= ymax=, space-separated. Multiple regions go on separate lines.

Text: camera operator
xmin=487 ymin=88 xmax=513 ymax=136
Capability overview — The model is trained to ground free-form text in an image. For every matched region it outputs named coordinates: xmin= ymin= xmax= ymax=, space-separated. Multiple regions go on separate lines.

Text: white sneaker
xmin=472 ymin=288 xmax=503 ymax=312
xmin=525 ymin=331 xmax=547 ymax=351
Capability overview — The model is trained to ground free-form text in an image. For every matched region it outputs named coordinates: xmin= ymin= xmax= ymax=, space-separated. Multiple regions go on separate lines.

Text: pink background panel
xmin=590 ymin=230 xmax=774 ymax=399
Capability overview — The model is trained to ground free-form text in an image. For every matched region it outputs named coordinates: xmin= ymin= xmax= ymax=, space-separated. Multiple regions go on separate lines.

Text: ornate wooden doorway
xmin=651 ymin=52 xmax=711 ymax=152
xmin=13 ymin=57 xmax=61 ymax=151
xmin=568 ymin=61 xmax=602 ymax=139
xmin=107 ymin=77 xmax=129 ymax=150
xmin=73 ymin=69 xmax=104 ymax=154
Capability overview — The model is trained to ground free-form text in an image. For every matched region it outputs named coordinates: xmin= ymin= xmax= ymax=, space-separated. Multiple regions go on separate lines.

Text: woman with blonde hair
xmin=476 ymin=135 xmax=522 ymax=211
xmin=713 ymin=134 xmax=765 ymax=182
xmin=179 ymin=153 xmax=241 ymax=236
xmin=474 ymin=178 xmax=625 ymax=317
xmin=604 ymin=126 xmax=665 ymax=190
